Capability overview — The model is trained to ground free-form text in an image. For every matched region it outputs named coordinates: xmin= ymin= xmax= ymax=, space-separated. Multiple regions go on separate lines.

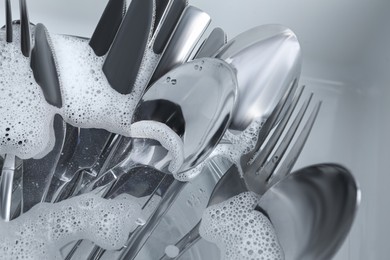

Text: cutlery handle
xmin=41 ymin=175 xmax=69 ymax=203
xmin=0 ymin=154 xmax=16 ymax=221
xmin=117 ymin=180 xmax=187 ymax=260
xmin=160 ymin=221 xmax=202 ymax=260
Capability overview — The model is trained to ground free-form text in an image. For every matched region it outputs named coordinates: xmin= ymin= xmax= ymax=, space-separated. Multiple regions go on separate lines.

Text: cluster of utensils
xmin=0 ymin=0 xmax=360 ymax=259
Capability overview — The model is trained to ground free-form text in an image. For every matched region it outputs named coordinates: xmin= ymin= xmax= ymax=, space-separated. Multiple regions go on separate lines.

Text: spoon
xmin=215 ymin=24 xmax=302 ymax=133
xmin=116 ymin=24 xmax=303 ymax=260
xmin=158 ymin=84 xmax=320 ymax=259
xmin=82 ymin=57 xmax=237 ymax=196
xmin=258 ymin=163 xmax=360 ymax=260
xmin=74 ymin=57 xmax=237 ymax=260
xmin=174 ymin=163 xmax=359 ymax=260
xmin=58 ymin=2 xmax=210 ymax=203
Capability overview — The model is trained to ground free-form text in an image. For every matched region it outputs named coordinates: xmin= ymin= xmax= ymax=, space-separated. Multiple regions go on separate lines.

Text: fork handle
xmin=160 ymin=221 xmax=202 ymax=260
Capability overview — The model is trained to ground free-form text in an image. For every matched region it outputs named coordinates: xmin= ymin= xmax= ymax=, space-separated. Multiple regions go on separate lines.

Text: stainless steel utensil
xmin=102 ymin=0 xmax=154 ymax=94
xmin=114 ymin=24 xmax=304 ymax=260
xmin=159 ymin=87 xmax=321 ymax=260
xmin=81 ymin=57 xmax=237 ymax=196
xmin=21 ymin=115 xmax=66 ymax=213
xmin=258 ymin=163 xmax=360 ymax=260
xmin=149 ymin=5 xmax=211 ymax=84
xmin=5 ymin=0 xmax=12 ymax=42
xmin=89 ymin=0 xmax=126 ymax=57
xmin=215 ymin=24 xmax=302 ymax=132
xmin=0 ymin=0 xmax=33 ymax=221
xmin=152 ymin=0 xmax=188 ymax=55
xmin=69 ymin=57 xmax=237 ymax=260
xmin=19 ymin=0 xmax=30 ymax=57
xmin=0 ymin=154 xmax=15 ymax=221
xmin=193 ymin=27 xmax=227 ymax=59
xmin=58 ymin=1 xmax=210 ymax=204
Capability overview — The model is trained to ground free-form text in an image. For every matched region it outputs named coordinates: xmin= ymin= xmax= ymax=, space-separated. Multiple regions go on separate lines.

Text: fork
xmin=107 ymin=77 xmax=298 ymax=260
xmin=158 ymin=90 xmax=321 ymax=259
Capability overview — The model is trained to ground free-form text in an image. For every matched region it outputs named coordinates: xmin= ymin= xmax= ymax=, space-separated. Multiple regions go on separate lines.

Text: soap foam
xmin=0 ymin=193 xmax=145 ymax=260
xmin=177 ymin=118 xmax=264 ymax=181
xmin=130 ymin=120 xmax=184 ymax=174
xmin=50 ymin=34 xmax=159 ymax=136
xmin=0 ymin=26 xmax=57 ymax=159
xmin=199 ymin=192 xmax=284 ymax=260
xmin=1 ymin=25 xmax=188 ymax=166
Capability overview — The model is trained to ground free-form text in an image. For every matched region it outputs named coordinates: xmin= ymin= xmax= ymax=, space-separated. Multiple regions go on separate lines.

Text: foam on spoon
xmin=199 ymin=192 xmax=284 ymax=260
xmin=0 ymin=25 xmax=181 ymax=160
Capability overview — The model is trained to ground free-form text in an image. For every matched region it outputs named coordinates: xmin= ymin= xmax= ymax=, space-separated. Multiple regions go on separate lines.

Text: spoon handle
xmin=160 ymin=221 xmax=202 ymax=260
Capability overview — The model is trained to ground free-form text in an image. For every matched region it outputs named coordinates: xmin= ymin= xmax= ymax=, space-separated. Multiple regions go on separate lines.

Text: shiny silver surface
xmin=21 ymin=115 xmax=66 ymax=212
xmin=259 ymin=163 xmax=360 ymax=260
xmin=19 ymin=0 xmax=31 ymax=57
xmin=135 ymin=57 xmax=237 ymax=171
xmin=194 ymin=27 xmax=226 ymax=59
xmin=244 ymin=97 xmax=321 ymax=194
xmin=0 ymin=154 xmax=15 ymax=221
xmin=215 ymin=24 xmax=302 ymax=131
xmin=159 ymin=89 xmax=320 ymax=259
xmin=69 ymin=57 xmax=237 ymax=260
xmin=111 ymin=58 xmax=237 ymax=260
xmin=150 ymin=6 xmax=211 ymax=83
xmin=5 ymin=0 xmax=12 ymax=42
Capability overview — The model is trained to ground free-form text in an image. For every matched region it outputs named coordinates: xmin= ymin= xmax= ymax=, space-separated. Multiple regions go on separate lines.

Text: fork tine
xmin=267 ymin=101 xmax=321 ymax=187
xmin=248 ymin=85 xmax=306 ymax=167
xmin=244 ymin=93 xmax=313 ymax=194
xmin=19 ymin=0 xmax=31 ymax=57
xmin=243 ymin=78 xmax=299 ymax=162
xmin=5 ymin=0 xmax=12 ymax=42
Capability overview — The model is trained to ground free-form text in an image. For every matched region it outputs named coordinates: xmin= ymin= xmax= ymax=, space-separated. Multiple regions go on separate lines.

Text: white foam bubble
xmin=0 ymin=26 xmax=57 ymax=159
xmin=130 ymin=120 xmax=184 ymax=174
xmin=0 ymin=193 xmax=145 ymax=260
xmin=199 ymin=192 xmax=284 ymax=260
xmin=0 ymin=24 xmax=167 ymax=160
xmin=51 ymin=34 xmax=158 ymax=136
xmin=165 ymin=245 xmax=180 ymax=258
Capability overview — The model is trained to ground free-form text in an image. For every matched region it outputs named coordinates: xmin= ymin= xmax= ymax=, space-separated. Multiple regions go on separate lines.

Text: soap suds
xmin=0 ymin=193 xmax=145 ymax=260
xmin=199 ymin=192 xmax=284 ymax=260
xmin=0 ymin=26 xmax=57 ymax=159
xmin=130 ymin=120 xmax=184 ymax=174
xmin=0 ymin=25 xmax=175 ymax=162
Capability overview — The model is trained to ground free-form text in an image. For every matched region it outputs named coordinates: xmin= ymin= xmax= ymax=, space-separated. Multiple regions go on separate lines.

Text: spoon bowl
xmin=133 ymin=57 xmax=238 ymax=173
xmin=259 ymin=163 xmax=360 ymax=260
xmin=215 ymin=24 xmax=302 ymax=132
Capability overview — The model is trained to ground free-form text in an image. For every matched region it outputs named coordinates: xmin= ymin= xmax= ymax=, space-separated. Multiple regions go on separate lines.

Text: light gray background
xmin=1 ymin=0 xmax=389 ymax=259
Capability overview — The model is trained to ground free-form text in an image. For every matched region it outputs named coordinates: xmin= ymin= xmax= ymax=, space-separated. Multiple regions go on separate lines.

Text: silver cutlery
xmin=159 ymin=89 xmax=321 ymax=259
xmin=258 ymin=163 xmax=359 ymax=260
